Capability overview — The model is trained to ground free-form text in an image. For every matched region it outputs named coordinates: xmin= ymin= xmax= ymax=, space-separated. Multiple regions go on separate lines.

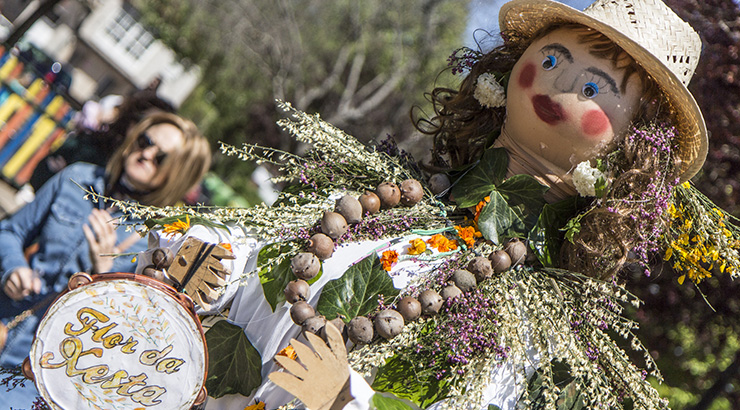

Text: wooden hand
xmin=269 ymin=322 xmax=353 ymax=410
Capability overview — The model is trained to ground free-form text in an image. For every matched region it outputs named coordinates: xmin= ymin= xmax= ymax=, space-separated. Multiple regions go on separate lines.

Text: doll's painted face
xmin=504 ymin=27 xmax=643 ymax=171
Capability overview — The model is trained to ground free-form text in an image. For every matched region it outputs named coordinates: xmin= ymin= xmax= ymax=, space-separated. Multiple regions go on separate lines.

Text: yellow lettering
xmin=102 ymin=332 xmax=124 ymax=349
xmin=116 ymin=373 xmax=148 ymax=396
xmin=139 ymin=345 xmax=173 ymax=366
xmin=131 ymin=385 xmax=166 ymax=406
xmin=64 ymin=308 xmax=109 ymax=336
xmin=101 ymin=370 xmax=129 ymax=389
xmin=40 ymin=337 xmax=108 ymax=383
xmin=120 ymin=336 xmax=139 ymax=354
xmin=155 ymin=357 xmax=185 ymax=374
xmin=91 ymin=323 xmax=117 ymax=344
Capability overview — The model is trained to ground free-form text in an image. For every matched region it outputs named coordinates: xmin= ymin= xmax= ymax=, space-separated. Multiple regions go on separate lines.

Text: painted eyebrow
xmin=586 ymin=67 xmax=620 ymax=95
xmin=539 ymin=43 xmax=574 ymax=63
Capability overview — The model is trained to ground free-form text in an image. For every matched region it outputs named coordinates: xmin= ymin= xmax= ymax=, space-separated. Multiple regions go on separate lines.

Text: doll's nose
xmin=552 ymin=71 xmax=579 ymax=93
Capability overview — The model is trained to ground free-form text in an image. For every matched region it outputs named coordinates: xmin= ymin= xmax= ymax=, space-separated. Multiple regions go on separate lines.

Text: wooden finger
xmin=273 ymin=355 xmax=310 ymax=380
xmin=322 ymin=321 xmax=347 ymax=363
xmin=290 ymin=338 xmax=321 ymax=369
xmin=304 ymin=331 xmax=333 ymax=362
xmin=268 ymin=371 xmax=307 ymax=397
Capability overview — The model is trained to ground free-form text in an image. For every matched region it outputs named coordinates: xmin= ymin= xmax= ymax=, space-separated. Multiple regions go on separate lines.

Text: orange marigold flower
xmin=380 ymin=250 xmax=399 ymax=271
xmin=426 ymin=234 xmax=458 ymax=252
xmin=219 ymin=242 xmax=233 ymax=252
xmin=455 ymin=225 xmax=482 ymax=247
xmin=407 ymin=238 xmax=427 ymax=255
xmin=474 ymin=196 xmax=491 ymax=221
xmin=276 ymin=345 xmax=297 ymax=360
xmin=244 ymin=401 xmax=266 ymax=410
xmin=162 ymin=215 xmax=191 ymax=237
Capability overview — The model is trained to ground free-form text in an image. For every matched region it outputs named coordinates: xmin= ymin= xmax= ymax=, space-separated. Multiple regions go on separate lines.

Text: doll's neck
xmin=495 ymin=126 xmax=578 ymax=203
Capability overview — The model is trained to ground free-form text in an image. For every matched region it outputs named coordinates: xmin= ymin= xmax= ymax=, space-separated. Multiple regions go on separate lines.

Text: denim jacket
xmin=0 ymin=162 xmax=146 ymax=367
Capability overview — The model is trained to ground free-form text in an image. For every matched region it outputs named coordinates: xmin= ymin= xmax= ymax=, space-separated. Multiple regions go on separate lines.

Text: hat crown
xmin=583 ymin=0 xmax=701 ymax=86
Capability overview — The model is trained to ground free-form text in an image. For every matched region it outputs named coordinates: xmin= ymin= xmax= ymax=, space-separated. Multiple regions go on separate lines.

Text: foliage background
xmin=135 ymin=0 xmax=740 ymax=408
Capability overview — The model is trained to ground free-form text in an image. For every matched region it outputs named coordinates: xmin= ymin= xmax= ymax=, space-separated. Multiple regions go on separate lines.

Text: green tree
xmin=134 ymin=0 xmax=467 ymax=199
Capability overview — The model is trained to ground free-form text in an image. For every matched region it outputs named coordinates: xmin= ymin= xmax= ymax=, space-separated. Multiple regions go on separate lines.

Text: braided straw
xmin=499 ymin=0 xmax=707 ymax=181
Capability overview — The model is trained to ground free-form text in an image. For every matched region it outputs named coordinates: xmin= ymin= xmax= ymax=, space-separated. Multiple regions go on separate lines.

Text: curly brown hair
xmin=416 ymin=24 xmax=679 ymax=279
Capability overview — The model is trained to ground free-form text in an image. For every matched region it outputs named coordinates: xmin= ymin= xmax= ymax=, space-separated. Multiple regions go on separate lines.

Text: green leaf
xmin=526 ymin=361 xmax=585 ymax=410
xmin=477 ymin=190 xmax=526 ymax=245
xmin=316 ymin=253 xmax=399 ymax=321
xmin=488 ymin=406 xmax=503 ymax=410
xmin=529 ymin=196 xmax=584 ymax=267
xmin=497 ymin=174 xmax=549 ymax=232
xmin=372 ymin=355 xmax=451 ymax=408
xmin=205 ymin=321 xmax=262 ymax=398
xmin=451 ymin=148 xmax=509 ymax=208
xmin=371 ymin=393 xmax=420 ymax=410
xmin=258 ymin=242 xmax=321 ymax=311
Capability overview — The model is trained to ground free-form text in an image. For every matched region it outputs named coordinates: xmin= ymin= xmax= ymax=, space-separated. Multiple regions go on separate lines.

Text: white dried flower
xmin=473 ymin=73 xmax=506 ymax=108
xmin=572 ymin=161 xmax=605 ymax=197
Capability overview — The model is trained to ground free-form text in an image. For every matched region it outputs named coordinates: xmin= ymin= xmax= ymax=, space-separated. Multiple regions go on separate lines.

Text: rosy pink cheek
xmin=581 ymin=109 xmax=610 ymax=137
xmin=518 ymin=62 xmax=536 ymax=89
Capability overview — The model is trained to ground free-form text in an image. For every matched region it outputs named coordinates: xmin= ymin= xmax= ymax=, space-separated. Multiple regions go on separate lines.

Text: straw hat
xmin=499 ymin=0 xmax=707 ymax=181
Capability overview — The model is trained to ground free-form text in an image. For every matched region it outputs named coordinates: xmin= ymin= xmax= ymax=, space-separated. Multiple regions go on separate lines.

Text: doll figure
xmin=97 ymin=0 xmax=713 ymax=410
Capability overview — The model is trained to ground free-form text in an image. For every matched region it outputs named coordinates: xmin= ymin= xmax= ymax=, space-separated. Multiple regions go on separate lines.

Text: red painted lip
xmin=532 ymin=94 xmax=566 ymax=125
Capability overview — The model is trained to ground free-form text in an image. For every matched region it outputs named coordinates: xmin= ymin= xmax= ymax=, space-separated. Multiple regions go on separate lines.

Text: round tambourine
xmin=24 ymin=273 xmax=208 ymax=410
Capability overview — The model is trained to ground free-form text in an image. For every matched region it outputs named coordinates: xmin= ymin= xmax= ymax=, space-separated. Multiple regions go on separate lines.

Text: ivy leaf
xmin=529 ymin=196 xmax=585 ymax=267
xmin=497 ymin=174 xmax=548 ymax=223
xmin=316 ymin=253 xmax=399 ymax=321
xmin=451 ymin=148 xmax=508 ymax=208
xmin=258 ymin=242 xmax=321 ymax=311
xmin=372 ymin=355 xmax=451 ymax=408
xmin=477 ymin=190 xmax=525 ymax=245
xmin=371 ymin=393 xmax=420 ymax=410
xmin=205 ymin=321 xmax=262 ymax=398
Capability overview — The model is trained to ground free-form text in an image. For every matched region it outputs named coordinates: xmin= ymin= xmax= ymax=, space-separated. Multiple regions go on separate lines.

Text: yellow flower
xmin=682 ymin=181 xmax=691 ymax=189
xmin=664 ymin=247 xmax=673 ymax=261
xmin=426 ymin=234 xmax=458 ymax=252
xmin=380 ymin=250 xmax=399 ymax=271
xmin=162 ymin=215 xmax=191 ymax=236
xmin=244 ymin=401 xmax=266 ymax=410
xmin=677 ymin=275 xmax=686 ymax=285
xmin=407 ymin=238 xmax=426 ymax=255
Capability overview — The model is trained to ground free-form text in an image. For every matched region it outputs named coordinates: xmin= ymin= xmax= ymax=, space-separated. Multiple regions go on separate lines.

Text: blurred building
xmin=1 ymin=0 xmax=199 ymax=107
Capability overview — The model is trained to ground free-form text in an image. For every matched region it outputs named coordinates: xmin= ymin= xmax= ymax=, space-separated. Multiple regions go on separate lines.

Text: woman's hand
xmin=3 ymin=267 xmax=42 ymax=301
xmin=82 ymin=208 xmax=118 ymax=274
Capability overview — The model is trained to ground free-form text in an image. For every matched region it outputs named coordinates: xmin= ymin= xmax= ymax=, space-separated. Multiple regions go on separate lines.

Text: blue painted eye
xmin=582 ymin=82 xmax=599 ymax=98
xmin=541 ymin=55 xmax=557 ymax=70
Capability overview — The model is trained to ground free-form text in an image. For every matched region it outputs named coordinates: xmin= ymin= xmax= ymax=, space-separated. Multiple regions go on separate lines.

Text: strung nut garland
xmin=284 ymin=176 xmax=531 ymax=346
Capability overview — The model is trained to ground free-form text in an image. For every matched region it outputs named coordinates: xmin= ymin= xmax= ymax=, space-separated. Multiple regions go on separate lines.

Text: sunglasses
xmin=135 ymin=133 xmax=168 ymax=165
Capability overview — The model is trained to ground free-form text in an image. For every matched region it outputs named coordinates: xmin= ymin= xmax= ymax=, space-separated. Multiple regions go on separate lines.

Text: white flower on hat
xmin=473 ymin=73 xmax=506 ymax=108
xmin=573 ymin=160 xmax=606 ymax=197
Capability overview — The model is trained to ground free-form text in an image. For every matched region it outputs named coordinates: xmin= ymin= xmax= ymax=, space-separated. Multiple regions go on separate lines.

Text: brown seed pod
xmin=505 ymin=238 xmax=528 ymax=265
xmin=374 ymin=309 xmax=405 ymax=339
xmin=440 ymin=284 xmax=463 ymax=301
xmin=468 ymin=256 xmax=493 ymax=282
xmin=152 ymin=247 xmax=174 ymax=270
xmin=450 ymin=269 xmax=477 ymax=292
xmin=302 ymin=315 xmax=326 ymax=336
xmin=376 ymin=182 xmax=401 ymax=209
xmin=428 ymin=173 xmax=451 ymax=195
xmin=335 ymin=195 xmax=363 ymax=224
xmin=418 ymin=289 xmax=443 ymax=316
xmin=290 ymin=301 xmax=315 ymax=325
xmin=358 ymin=191 xmax=381 ymax=215
xmin=489 ymin=250 xmax=512 ymax=274
xmin=347 ymin=316 xmax=374 ymax=344
xmin=396 ymin=296 xmax=422 ymax=322
xmin=321 ymin=211 xmax=348 ymax=240
xmin=291 ymin=252 xmax=321 ymax=280
xmin=307 ymin=233 xmax=334 ymax=260
xmin=399 ymin=179 xmax=423 ymax=207
xmin=284 ymin=279 xmax=310 ymax=303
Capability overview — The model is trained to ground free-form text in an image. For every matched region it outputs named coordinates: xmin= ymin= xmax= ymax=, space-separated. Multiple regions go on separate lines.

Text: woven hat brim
xmin=499 ymin=0 xmax=707 ymax=181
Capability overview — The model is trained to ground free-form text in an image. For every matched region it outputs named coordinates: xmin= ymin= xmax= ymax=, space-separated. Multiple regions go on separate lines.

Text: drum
xmin=24 ymin=272 xmax=208 ymax=410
